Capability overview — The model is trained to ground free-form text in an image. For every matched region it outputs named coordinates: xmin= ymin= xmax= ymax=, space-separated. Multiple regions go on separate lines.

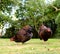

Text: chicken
xmin=10 ymin=25 xmax=33 ymax=43
xmin=39 ymin=24 xmax=52 ymax=41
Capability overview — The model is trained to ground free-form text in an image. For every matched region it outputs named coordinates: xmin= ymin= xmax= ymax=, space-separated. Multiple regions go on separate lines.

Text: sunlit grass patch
xmin=0 ymin=38 xmax=60 ymax=54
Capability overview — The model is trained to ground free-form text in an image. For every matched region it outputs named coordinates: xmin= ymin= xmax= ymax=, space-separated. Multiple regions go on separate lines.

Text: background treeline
xmin=0 ymin=0 xmax=60 ymax=38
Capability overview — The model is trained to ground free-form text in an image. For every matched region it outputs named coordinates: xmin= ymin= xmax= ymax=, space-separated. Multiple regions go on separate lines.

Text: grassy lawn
xmin=0 ymin=38 xmax=60 ymax=54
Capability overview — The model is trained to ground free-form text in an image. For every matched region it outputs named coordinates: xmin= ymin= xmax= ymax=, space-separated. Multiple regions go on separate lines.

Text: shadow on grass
xmin=0 ymin=37 xmax=10 ymax=39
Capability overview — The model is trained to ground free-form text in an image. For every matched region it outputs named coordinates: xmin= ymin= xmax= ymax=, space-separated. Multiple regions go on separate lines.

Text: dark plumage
xmin=10 ymin=25 xmax=33 ymax=43
xmin=39 ymin=24 xmax=52 ymax=41
xmin=43 ymin=19 xmax=57 ymax=35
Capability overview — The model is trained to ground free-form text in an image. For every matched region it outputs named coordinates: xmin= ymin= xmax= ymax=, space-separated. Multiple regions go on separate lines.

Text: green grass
xmin=0 ymin=38 xmax=60 ymax=54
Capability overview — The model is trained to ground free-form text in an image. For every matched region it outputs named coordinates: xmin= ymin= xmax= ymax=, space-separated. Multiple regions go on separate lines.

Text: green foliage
xmin=54 ymin=22 xmax=60 ymax=38
xmin=0 ymin=0 xmax=18 ymax=14
xmin=0 ymin=12 xmax=12 ymax=28
xmin=0 ymin=0 xmax=60 ymax=38
xmin=15 ymin=0 xmax=47 ymax=31
xmin=56 ymin=13 xmax=60 ymax=24
xmin=53 ymin=0 xmax=60 ymax=8
xmin=2 ymin=26 xmax=19 ymax=38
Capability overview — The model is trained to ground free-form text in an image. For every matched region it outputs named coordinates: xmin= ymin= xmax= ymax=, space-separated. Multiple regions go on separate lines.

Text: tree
xmin=15 ymin=0 xmax=47 ymax=30
xmin=0 ymin=0 xmax=19 ymax=36
xmin=0 ymin=0 xmax=60 ymax=38
xmin=47 ymin=0 xmax=60 ymax=38
xmin=0 ymin=11 xmax=12 ymax=36
xmin=15 ymin=0 xmax=60 ymax=38
xmin=0 ymin=0 xmax=19 ymax=14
